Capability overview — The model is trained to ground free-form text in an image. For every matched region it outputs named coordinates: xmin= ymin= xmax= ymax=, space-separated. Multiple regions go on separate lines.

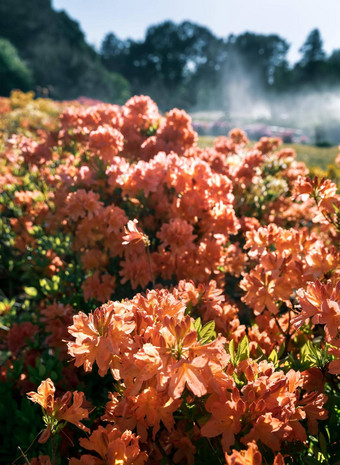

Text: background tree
xmin=0 ymin=0 xmax=130 ymax=102
xmin=100 ymin=21 xmax=226 ymax=109
xmin=226 ymin=32 xmax=289 ymax=88
xmin=0 ymin=38 xmax=33 ymax=95
xmin=2 ymin=0 xmax=340 ymax=111
xmin=327 ymin=49 xmax=340 ymax=85
xmin=299 ymin=28 xmax=326 ymax=66
xmin=293 ymin=28 xmax=327 ymax=88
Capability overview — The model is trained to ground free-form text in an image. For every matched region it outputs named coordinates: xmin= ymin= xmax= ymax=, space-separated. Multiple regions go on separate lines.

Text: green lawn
xmin=197 ymin=136 xmax=215 ymax=148
xmin=198 ymin=136 xmax=338 ymax=170
xmin=284 ymin=143 xmax=338 ymax=170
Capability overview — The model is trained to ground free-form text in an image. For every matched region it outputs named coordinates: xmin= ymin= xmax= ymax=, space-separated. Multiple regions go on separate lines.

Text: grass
xmin=284 ymin=143 xmax=338 ymax=170
xmin=198 ymin=136 xmax=338 ymax=170
xmin=197 ymin=136 xmax=215 ymax=149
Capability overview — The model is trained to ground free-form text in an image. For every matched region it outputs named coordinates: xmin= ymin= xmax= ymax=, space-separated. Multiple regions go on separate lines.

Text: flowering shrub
xmin=0 ymin=93 xmax=339 ymax=464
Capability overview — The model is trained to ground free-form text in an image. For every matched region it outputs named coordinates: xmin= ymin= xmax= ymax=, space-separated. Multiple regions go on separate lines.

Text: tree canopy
xmin=0 ymin=38 xmax=33 ymax=95
xmin=1 ymin=0 xmax=339 ymax=110
xmin=0 ymin=0 xmax=130 ymax=102
xmin=100 ymin=23 xmax=339 ymax=110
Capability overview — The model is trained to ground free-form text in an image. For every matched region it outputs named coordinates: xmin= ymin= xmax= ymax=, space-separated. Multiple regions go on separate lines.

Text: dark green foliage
xmin=101 ymin=21 xmax=227 ymax=110
xmin=0 ymin=0 xmax=130 ymax=102
xmin=227 ymin=32 xmax=289 ymax=87
xmin=0 ymin=37 xmax=33 ymax=95
xmin=2 ymin=0 xmax=340 ymax=108
xmin=299 ymin=29 xmax=326 ymax=66
xmin=101 ymin=23 xmax=340 ymax=110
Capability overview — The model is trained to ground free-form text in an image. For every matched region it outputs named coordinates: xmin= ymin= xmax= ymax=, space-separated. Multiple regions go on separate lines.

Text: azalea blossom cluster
xmin=0 ymin=93 xmax=339 ymax=464
xmin=61 ymin=288 xmax=327 ymax=464
xmin=294 ymin=280 xmax=340 ymax=375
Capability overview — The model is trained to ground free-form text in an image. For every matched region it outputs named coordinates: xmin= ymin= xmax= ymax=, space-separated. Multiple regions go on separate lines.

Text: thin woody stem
xmin=274 ymin=310 xmax=296 ymax=359
xmin=51 ymin=435 xmax=56 ymax=465
xmin=13 ymin=430 xmax=44 ymax=465
xmin=273 ymin=313 xmax=285 ymax=336
xmin=17 ymin=447 xmax=30 ymax=465
xmin=206 ymin=438 xmax=224 ymax=465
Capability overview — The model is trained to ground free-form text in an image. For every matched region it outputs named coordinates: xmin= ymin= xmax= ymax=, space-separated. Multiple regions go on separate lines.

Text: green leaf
xmin=197 ymin=414 xmax=210 ymax=426
xmin=236 ymin=336 xmax=250 ymax=363
xmin=277 ymin=342 xmax=285 ymax=359
xmin=332 ymin=202 xmax=340 ymax=215
xmin=318 ymin=432 xmax=328 ymax=457
xmin=199 ymin=321 xmax=216 ymax=344
xmin=304 ymin=457 xmax=322 ymax=465
xmin=185 ymin=301 xmax=193 ymax=316
xmin=307 ymin=340 xmax=318 ymax=358
xmin=256 ymin=345 xmax=266 ymax=359
xmin=193 ymin=317 xmax=202 ymax=333
xmin=38 ymin=363 xmax=46 ymax=378
xmin=24 ymin=286 xmax=37 ymax=297
xmin=268 ymin=349 xmax=278 ymax=365
xmin=229 ymin=339 xmax=236 ymax=366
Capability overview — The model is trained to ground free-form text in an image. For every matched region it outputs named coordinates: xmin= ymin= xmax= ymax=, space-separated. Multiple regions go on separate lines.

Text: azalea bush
xmin=1 ymin=92 xmax=340 ymax=465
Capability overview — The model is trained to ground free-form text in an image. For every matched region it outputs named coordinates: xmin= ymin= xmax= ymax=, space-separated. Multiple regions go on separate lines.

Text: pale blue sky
xmin=52 ymin=0 xmax=340 ymax=64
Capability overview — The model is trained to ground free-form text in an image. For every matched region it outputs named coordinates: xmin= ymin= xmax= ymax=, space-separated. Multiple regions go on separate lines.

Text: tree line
xmin=101 ymin=24 xmax=340 ymax=110
xmin=1 ymin=0 xmax=339 ymax=110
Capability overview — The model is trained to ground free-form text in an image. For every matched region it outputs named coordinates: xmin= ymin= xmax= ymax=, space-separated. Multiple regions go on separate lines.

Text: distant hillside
xmin=0 ymin=0 xmax=130 ymax=102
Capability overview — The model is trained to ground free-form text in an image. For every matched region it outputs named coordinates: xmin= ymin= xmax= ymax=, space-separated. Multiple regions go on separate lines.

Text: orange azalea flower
xmin=8 ymin=321 xmax=39 ymax=356
xmin=130 ymin=387 xmax=182 ymax=440
xmin=159 ymin=315 xmax=197 ymax=358
xmin=241 ymin=413 xmax=283 ymax=451
xmin=229 ymin=128 xmax=248 ymax=146
xmin=27 ymin=456 xmax=52 ymax=465
xmin=201 ymin=389 xmax=244 ymax=452
xmin=273 ymin=454 xmax=285 ymax=465
xmin=65 ymin=189 xmax=103 ymax=221
xmin=329 ymin=341 xmax=340 ymax=375
xmin=27 ymin=378 xmax=90 ymax=443
xmin=157 ymin=218 xmax=197 ymax=255
xmin=225 ymin=442 xmax=285 ymax=465
xmin=319 ymin=299 xmax=340 ymax=339
xmin=255 ymin=136 xmax=282 ymax=154
xmin=119 ymin=252 xmax=152 ymax=290
xmin=168 ymin=355 xmax=210 ymax=399
xmin=81 ymin=248 xmax=109 ymax=271
xmin=317 ymin=178 xmax=339 ymax=213
xmin=302 ymin=367 xmax=325 ymax=393
xmin=225 ymin=442 xmax=262 ymax=465
xmin=40 ymin=301 xmax=73 ymax=355
xmin=82 ymin=271 xmax=116 ymax=303
xmin=298 ymin=392 xmax=328 ymax=435
xmin=27 ymin=378 xmax=55 ymax=414
xmin=169 ymin=423 xmax=197 ymax=465
xmin=240 ymin=265 xmax=279 ymax=315
xmin=122 ymin=219 xmax=150 ymax=246
xmin=89 ymin=125 xmax=124 ymax=163
xmin=154 ymin=108 xmax=197 ymax=156
xmin=294 ymin=175 xmax=314 ymax=199
xmin=69 ymin=425 xmax=147 ymax=465
xmin=55 ymin=391 xmax=90 ymax=432
xmin=294 ymin=280 xmax=340 ymax=340
xmin=67 ymin=302 xmax=135 ymax=377
xmin=240 ymin=252 xmax=299 ymax=315
xmin=294 ymin=176 xmax=340 ymax=214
